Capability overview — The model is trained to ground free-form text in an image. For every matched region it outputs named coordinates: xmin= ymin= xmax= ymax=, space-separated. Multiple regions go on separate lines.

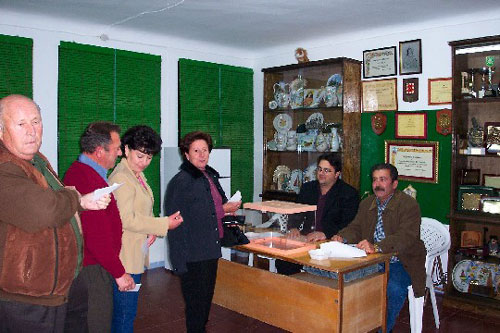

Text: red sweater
xmin=64 ymin=161 xmax=125 ymax=279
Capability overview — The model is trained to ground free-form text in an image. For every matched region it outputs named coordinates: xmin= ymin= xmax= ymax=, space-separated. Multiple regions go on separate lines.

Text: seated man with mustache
xmin=332 ymin=163 xmax=426 ymax=333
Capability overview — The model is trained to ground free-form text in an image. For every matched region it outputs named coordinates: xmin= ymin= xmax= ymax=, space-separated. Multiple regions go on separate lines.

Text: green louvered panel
xmin=0 ymin=34 xmax=33 ymax=98
xmin=58 ymin=43 xmax=115 ymax=179
xmin=58 ymin=43 xmax=161 ymax=215
xmin=220 ymin=66 xmax=254 ymax=203
xmin=179 ymin=59 xmax=254 ymax=202
xmin=178 ymin=59 xmax=220 ymax=144
xmin=115 ymin=50 xmax=162 ymax=215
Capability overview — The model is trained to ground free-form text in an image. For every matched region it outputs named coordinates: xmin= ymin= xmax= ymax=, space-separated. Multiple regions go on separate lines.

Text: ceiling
xmin=3 ymin=0 xmax=500 ymax=51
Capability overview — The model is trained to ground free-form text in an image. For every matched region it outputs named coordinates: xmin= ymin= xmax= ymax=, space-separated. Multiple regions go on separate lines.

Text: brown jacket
xmin=0 ymin=141 xmax=82 ymax=306
xmin=338 ymin=190 xmax=427 ymax=297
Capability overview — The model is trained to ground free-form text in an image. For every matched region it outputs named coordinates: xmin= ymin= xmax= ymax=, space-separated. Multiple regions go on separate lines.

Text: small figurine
xmin=295 ymin=47 xmax=309 ymax=63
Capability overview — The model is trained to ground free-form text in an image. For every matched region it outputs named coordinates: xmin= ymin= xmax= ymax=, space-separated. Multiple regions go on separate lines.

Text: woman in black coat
xmin=164 ymin=131 xmax=241 ymax=333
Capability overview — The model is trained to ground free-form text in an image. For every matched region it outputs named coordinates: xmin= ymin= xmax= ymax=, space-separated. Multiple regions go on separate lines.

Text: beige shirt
xmin=109 ymin=158 xmax=169 ymax=274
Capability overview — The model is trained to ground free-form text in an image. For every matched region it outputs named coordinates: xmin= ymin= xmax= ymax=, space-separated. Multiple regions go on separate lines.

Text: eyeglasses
xmin=316 ymin=167 xmax=334 ymax=174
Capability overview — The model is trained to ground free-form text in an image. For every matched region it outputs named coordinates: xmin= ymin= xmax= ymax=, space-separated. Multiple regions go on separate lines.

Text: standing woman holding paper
xmin=109 ymin=125 xmax=183 ymax=332
xmin=164 ymin=131 xmax=241 ymax=333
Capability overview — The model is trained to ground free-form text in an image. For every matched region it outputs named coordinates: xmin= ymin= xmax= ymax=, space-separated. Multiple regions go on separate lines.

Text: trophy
xmin=461 ymin=69 xmax=476 ymax=98
xmin=468 ymin=117 xmax=484 ymax=148
xmin=484 ymin=56 xmax=497 ymax=97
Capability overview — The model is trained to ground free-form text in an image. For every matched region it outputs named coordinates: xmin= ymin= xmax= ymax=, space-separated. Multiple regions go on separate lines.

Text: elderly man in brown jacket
xmin=0 ymin=94 xmax=110 ymax=332
xmin=333 ymin=163 xmax=426 ymax=333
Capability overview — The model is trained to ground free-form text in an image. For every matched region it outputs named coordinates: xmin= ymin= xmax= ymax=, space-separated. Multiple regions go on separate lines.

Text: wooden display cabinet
xmin=445 ymin=35 xmax=500 ymax=316
xmin=261 ymin=58 xmax=361 ymax=201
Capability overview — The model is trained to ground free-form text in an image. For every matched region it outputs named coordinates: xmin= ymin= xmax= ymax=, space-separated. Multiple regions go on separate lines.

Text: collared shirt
xmin=78 ymin=154 xmax=108 ymax=181
xmin=374 ymin=194 xmax=398 ymax=262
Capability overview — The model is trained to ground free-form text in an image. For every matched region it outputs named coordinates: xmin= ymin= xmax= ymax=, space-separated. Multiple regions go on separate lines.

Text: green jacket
xmin=338 ymin=190 xmax=426 ymax=297
xmin=0 ymin=141 xmax=83 ymax=306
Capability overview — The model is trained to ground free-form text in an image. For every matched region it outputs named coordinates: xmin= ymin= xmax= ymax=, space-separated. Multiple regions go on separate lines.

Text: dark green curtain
xmin=58 ymin=42 xmax=161 ymax=215
xmin=0 ymin=34 xmax=33 ymax=98
xmin=179 ymin=59 xmax=254 ymax=202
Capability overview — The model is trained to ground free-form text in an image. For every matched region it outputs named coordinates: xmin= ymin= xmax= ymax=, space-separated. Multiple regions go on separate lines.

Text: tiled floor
xmin=135 ymin=266 xmax=500 ymax=332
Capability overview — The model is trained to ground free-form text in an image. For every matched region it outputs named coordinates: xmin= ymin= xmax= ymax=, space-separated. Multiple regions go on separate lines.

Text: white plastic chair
xmin=408 ymin=217 xmax=451 ymax=332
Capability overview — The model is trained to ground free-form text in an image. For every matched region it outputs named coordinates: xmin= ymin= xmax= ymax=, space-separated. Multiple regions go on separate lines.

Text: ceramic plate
xmin=327 ymin=73 xmax=342 ymax=87
xmin=287 ymin=169 xmax=303 ymax=193
xmin=273 ymin=113 xmax=292 ymax=132
xmin=273 ymin=165 xmax=291 ymax=191
xmin=303 ymin=163 xmax=317 ymax=183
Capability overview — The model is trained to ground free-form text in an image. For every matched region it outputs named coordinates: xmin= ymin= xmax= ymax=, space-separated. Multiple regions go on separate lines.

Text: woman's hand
xmin=168 ymin=211 xmax=183 ymax=230
xmin=147 ymin=235 xmax=156 ymax=247
xmin=223 ymin=200 xmax=241 ymax=214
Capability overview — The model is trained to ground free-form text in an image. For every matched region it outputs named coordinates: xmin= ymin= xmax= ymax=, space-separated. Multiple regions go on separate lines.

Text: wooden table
xmin=213 ymin=247 xmax=392 ymax=332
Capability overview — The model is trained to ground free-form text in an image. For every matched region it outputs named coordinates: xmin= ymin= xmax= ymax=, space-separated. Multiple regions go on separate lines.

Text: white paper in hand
xmin=228 ymin=190 xmax=242 ymax=202
xmin=93 ymin=183 xmax=123 ymax=200
xmin=126 ymin=284 xmax=141 ymax=292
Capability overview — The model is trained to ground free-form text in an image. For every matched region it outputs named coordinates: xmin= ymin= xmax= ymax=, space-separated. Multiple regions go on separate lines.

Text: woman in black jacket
xmin=164 ymin=131 xmax=241 ymax=333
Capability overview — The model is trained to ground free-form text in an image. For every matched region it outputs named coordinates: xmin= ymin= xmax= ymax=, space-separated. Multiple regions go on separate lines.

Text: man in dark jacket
xmin=0 ymin=94 xmax=110 ymax=332
xmin=333 ymin=163 xmax=426 ymax=332
xmin=277 ymin=153 xmax=359 ymax=274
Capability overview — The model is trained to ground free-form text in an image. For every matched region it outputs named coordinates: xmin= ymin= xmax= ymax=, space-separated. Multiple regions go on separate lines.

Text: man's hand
xmin=223 ymin=201 xmax=241 ymax=214
xmin=331 ymin=235 xmax=344 ymax=243
xmin=115 ymin=273 xmax=135 ymax=292
xmin=80 ymin=192 xmax=111 ymax=210
xmin=286 ymin=228 xmax=301 ymax=239
xmin=168 ymin=211 xmax=183 ymax=230
xmin=306 ymin=231 xmax=326 ymax=242
xmin=356 ymin=239 xmax=376 ymax=254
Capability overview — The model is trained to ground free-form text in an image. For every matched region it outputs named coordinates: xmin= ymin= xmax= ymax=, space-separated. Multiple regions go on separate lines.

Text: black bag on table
xmin=220 ymin=215 xmax=249 ymax=247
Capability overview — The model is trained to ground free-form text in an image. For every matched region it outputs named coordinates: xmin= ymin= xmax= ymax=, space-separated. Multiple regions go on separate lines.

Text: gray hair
xmin=0 ymin=95 xmax=41 ymax=133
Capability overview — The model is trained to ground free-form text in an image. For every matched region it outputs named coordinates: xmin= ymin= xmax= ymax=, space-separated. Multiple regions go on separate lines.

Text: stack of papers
xmin=320 ymin=241 xmax=367 ymax=258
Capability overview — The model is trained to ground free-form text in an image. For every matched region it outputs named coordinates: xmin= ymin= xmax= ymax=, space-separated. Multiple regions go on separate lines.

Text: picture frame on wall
xmin=428 ymin=78 xmax=452 ymax=105
xmin=363 ymin=46 xmax=397 ymax=79
xmin=395 ymin=112 xmax=427 ymax=139
xmin=385 ymin=140 xmax=439 ymax=183
xmin=399 ymin=39 xmax=422 ymax=75
xmin=362 ymin=78 xmax=398 ymax=112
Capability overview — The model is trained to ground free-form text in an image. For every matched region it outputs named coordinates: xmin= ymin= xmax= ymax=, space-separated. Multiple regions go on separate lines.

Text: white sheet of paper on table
xmin=92 ymin=183 xmax=123 ymax=200
xmin=320 ymin=241 xmax=367 ymax=258
xmin=228 ymin=190 xmax=242 ymax=202
xmin=126 ymin=284 xmax=141 ymax=292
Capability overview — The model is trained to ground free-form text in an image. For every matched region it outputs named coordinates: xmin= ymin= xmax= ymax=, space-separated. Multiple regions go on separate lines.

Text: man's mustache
xmin=374 ymin=186 xmax=384 ymax=192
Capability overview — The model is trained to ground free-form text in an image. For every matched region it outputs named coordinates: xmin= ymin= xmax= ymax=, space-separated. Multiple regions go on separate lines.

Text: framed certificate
xmin=362 ymin=78 xmax=398 ymax=112
xmin=428 ymin=78 xmax=452 ymax=105
xmin=395 ymin=112 xmax=427 ymax=139
xmin=385 ymin=140 xmax=439 ymax=183
xmin=363 ymin=46 xmax=397 ymax=79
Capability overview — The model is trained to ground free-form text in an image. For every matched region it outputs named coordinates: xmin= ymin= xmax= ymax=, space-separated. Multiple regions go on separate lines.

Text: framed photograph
xmin=399 ymin=39 xmax=422 ymax=75
xmin=363 ymin=46 xmax=397 ymax=79
xmin=461 ymin=169 xmax=481 ymax=185
xmin=362 ymin=78 xmax=398 ymax=112
xmin=484 ymin=122 xmax=500 ymax=154
xmin=428 ymin=78 xmax=452 ymax=105
xmin=483 ymin=174 xmax=500 ymax=189
xmin=460 ymin=231 xmax=482 ymax=248
xmin=395 ymin=112 xmax=427 ymax=139
xmin=457 ymin=185 xmax=496 ymax=211
xmin=385 ymin=140 xmax=439 ymax=183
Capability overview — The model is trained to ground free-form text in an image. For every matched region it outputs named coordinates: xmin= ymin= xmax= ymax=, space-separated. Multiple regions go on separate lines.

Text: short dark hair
xmin=121 ymin=125 xmax=162 ymax=156
xmin=179 ymin=131 xmax=213 ymax=159
xmin=370 ymin=163 xmax=398 ymax=181
xmin=317 ymin=153 xmax=342 ymax=172
xmin=80 ymin=121 xmax=121 ymax=154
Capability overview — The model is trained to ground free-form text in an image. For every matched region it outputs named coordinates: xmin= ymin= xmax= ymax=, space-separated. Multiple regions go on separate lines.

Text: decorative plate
xmin=287 ymin=169 xmax=303 ymax=193
xmin=306 ymin=112 xmax=324 ymax=129
xmin=290 ymin=75 xmax=306 ymax=109
xmin=452 ymin=260 xmax=472 ymax=293
xmin=327 ymin=74 xmax=342 ymax=87
xmin=273 ymin=165 xmax=291 ymax=191
xmin=273 ymin=113 xmax=293 ymax=132
xmin=303 ymin=163 xmax=317 ymax=183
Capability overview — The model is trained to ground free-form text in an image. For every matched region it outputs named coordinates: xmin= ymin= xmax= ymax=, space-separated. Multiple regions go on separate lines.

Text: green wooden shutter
xmin=220 ymin=65 xmax=254 ymax=203
xmin=58 ymin=42 xmax=161 ymax=215
xmin=178 ymin=59 xmax=254 ymax=202
xmin=0 ymin=34 xmax=33 ymax=98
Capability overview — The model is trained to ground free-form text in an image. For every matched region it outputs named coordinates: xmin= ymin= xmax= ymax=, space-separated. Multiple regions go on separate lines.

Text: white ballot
xmin=126 ymin=283 xmax=141 ymax=292
xmin=320 ymin=241 xmax=367 ymax=258
xmin=93 ymin=183 xmax=123 ymax=200
xmin=228 ymin=190 xmax=242 ymax=202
